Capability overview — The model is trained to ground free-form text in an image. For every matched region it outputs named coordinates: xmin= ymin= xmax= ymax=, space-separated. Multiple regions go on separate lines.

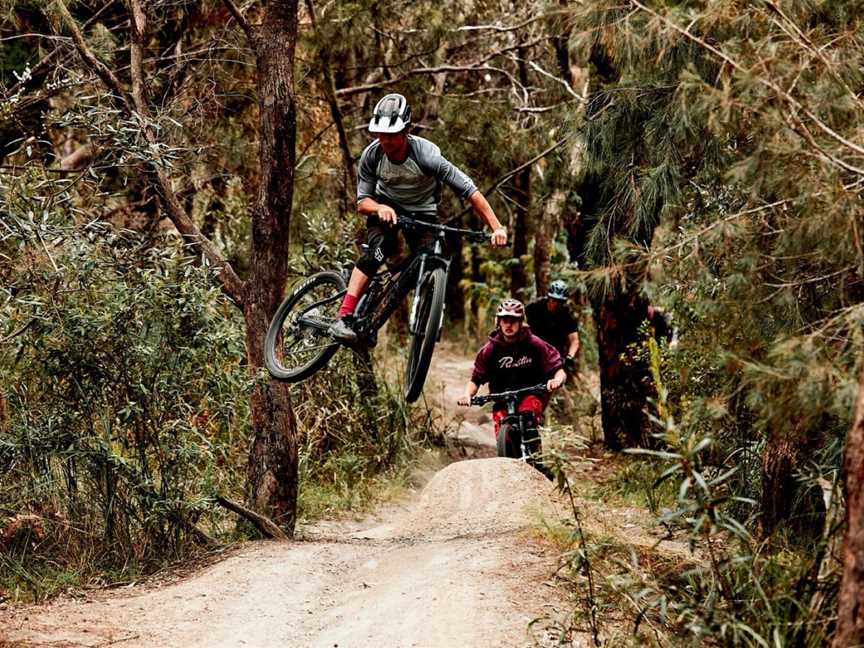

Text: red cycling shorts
xmin=492 ymin=394 xmax=548 ymax=438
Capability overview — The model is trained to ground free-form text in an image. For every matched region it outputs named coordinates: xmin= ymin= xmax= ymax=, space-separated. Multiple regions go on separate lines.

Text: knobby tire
xmin=404 ymin=267 xmax=446 ymax=402
xmin=497 ymin=423 xmax=520 ymax=459
xmin=264 ymin=271 xmax=345 ymax=382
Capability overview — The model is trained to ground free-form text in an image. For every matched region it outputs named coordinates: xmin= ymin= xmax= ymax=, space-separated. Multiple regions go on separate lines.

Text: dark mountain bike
xmin=264 ymin=215 xmax=488 ymax=402
xmin=470 ymin=383 xmax=553 ymax=478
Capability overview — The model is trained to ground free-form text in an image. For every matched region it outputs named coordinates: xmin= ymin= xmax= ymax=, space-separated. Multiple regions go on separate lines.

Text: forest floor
xmin=0 ymin=341 xmax=688 ymax=647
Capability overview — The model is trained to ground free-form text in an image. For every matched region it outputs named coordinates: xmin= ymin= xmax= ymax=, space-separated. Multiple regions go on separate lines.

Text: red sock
xmin=338 ymin=293 xmax=359 ymax=317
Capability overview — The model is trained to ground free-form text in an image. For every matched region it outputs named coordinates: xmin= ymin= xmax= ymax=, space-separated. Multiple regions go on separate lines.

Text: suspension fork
xmin=408 ymin=254 xmax=428 ymax=335
xmin=407 ymin=260 xmax=453 ymax=336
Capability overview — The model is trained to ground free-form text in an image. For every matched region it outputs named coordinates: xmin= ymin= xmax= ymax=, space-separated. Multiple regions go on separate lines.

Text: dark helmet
xmin=368 ymin=93 xmax=411 ymax=134
xmin=495 ymin=298 xmax=525 ymax=320
xmin=547 ymin=280 xmax=569 ymax=301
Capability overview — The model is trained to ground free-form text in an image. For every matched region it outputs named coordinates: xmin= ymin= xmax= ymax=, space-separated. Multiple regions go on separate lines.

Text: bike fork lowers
xmin=408 ymin=256 xmax=427 ymax=335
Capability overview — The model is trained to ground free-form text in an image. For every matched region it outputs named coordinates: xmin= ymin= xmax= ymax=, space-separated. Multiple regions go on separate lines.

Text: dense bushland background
xmin=3 ymin=0 xmax=864 ymax=645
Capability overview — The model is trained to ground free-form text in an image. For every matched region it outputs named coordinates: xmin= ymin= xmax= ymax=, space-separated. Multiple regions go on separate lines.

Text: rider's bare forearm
xmin=547 ymin=369 xmax=566 ymax=391
xmin=468 ymin=191 xmax=502 ymax=230
xmin=359 ymin=197 xmax=398 ymax=225
xmin=567 ymin=332 xmax=580 ymax=358
xmin=358 ymin=197 xmax=382 ymax=216
xmin=458 ymin=380 xmax=480 ymax=406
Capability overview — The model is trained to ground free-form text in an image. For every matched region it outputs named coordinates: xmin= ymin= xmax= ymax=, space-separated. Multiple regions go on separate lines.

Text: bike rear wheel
xmin=264 ymin=271 xmax=345 ymax=382
xmin=404 ymin=267 xmax=446 ymax=402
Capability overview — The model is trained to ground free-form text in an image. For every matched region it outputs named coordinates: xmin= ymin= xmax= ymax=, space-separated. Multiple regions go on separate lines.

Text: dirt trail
xmin=1 ymin=346 xmax=578 ymax=648
xmin=1 ymin=460 xmax=566 ymax=648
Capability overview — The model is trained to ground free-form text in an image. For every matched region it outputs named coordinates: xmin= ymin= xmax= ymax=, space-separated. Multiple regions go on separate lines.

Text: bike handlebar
xmin=396 ymin=215 xmax=490 ymax=244
xmin=470 ymin=383 xmax=549 ymax=406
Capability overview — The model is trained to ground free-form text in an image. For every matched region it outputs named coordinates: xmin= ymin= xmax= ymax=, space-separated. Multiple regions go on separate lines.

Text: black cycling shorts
xmin=355 ymin=212 xmax=439 ymax=277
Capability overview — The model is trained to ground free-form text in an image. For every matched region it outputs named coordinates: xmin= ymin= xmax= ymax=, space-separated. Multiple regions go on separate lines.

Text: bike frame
xmin=498 ymin=410 xmax=538 ymax=461
xmin=292 ymin=216 xmax=484 ymax=344
xmin=353 ymin=213 xmax=489 ymax=339
xmin=354 ymin=235 xmax=451 ymax=340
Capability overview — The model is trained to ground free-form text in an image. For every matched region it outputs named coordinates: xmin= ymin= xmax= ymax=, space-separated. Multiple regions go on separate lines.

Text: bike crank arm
xmin=295 ymin=315 xmax=335 ymax=333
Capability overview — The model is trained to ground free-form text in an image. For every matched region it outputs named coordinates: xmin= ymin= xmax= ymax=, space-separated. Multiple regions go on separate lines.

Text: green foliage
xmin=608 ymin=342 xmax=841 ymax=646
xmin=553 ymin=1 xmax=863 ymax=640
xmin=0 ymin=167 xmax=429 ymax=600
xmin=295 ymin=364 xmax=417 ymax=520
xmin=1 ymin=178 xmax=253 ymax=598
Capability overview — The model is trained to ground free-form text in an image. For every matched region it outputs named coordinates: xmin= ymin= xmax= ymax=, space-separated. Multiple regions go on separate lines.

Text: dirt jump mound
xmin=394 ymin=458 xmax=559 ymax=540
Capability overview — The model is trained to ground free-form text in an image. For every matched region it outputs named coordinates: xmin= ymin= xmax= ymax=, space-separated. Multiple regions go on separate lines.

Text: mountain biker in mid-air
xmin=457 ymin=299 xmax=566 ymax=477
xmin=526 ymin=279 xmax=580 ymax=375
xmin=328 ymin=93 xmax=508 ymax=343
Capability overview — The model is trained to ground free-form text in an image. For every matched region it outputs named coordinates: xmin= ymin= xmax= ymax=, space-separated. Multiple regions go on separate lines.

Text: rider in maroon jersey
xmin=458 ymin=299 xmax=565 ymax=478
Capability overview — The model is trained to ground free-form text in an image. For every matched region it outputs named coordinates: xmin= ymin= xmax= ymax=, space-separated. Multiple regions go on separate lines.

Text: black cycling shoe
xmin=328 ymin=316 xmax=358 ymax=343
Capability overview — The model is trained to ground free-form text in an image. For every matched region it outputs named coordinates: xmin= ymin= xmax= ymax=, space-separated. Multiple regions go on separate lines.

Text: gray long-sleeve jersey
xmin=356 ymin=135 xmax=478 ymax=215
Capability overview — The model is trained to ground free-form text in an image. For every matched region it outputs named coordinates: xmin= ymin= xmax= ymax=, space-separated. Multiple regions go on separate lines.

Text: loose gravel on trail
xmin=0 ymin=459 xmax=569 ymax=648
xmin=0 ymin=344 xmax=600 ymax=647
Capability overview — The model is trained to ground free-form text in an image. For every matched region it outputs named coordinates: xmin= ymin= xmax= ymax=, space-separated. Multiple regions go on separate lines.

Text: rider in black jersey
xmin=525 ymin=280 xmax=580 ymax=373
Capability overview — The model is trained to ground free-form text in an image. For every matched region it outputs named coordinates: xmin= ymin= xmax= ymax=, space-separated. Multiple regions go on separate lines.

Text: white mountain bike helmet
xmin=496 ymin=299 xmax=525 ymax=320
xmin=547 ymin=280 xmax=569 ymax=301
xmin=368 ymin=93 xmax=411 ymax=134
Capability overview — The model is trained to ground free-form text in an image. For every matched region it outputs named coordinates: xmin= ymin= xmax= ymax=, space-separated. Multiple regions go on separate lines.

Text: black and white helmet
xmin=368 ymin=93 xmax=411 ymax=134
xmin=547 ymin=280 xmax=569 ymax=301
xmin=496 ymin=298 xmax=525 ymax=320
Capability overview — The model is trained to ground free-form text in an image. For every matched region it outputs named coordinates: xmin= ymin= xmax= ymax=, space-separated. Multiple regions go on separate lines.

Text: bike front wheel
xmin=404 ymin=267 xmax=446 ymax=402
xmin=264 ymin=271 xmax=345 ymax=382
xmin=497 ymin=423 xmax=520 ymax=459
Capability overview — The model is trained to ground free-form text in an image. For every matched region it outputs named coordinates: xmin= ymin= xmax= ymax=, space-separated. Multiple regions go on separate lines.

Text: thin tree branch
xmin=450 ymin=135 xmax=571 ymax=223
xmin=5 ymin=0 xmax=118 ymax=99
xmin=336 ymin=62 xmax=525 ymax=98
xmin=53 ymin=0 xmax=128 ymax=102
xmin=0 ymin=319 xmax=36 ymax=344
xmin=127 ymin=0 xmax=245 ymax=306
xmin=452 ymin=9 xmax=570 ymax=33
xmin=222 ymin=0 xmax=256 ymax=42
xmin=305 ymin=0 xmax=356 ymax=201
xmin=762 ymin=0 xmax=862 ymax=107
xmin=630 ymin=0 xmax=864 ymax=167
xmin=528 ymin=61 xmax=583 ymax=101
xmin=487 ymin=136 xmax=571 ymax=193
xmin=214 ymin=495 xmax=288 ymax=540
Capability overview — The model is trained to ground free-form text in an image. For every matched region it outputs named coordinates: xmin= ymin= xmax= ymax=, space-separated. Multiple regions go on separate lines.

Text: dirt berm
xmin=0 ymin=458 xmax=571 ymax=648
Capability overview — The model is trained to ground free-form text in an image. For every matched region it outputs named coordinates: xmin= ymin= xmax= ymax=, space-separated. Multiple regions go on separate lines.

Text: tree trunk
xmin=551 ymin=0 xmax=572 ymax=88
xmin=352 ymin=347 xmax=380 ymax=441
xmin=834 ymin=365 xmax=864 ymax=648
xmin=591 ymin=288 xmax=652 ymax=450
xmin=534 ymin=190 xmax=562 ymax=297
xmin=510 ymin=167 xmax=529 ymax=298
xmin=510 ymin=45 xmax=531 ymax=299
xmin=562 ymin=205 xmax=588 ymax=266
xmin=469 ymin=212 xmax=483 ymax=337
xmin=305 ymin=0 xmax=355 ymax=214
xmin=446 ymin=225 xmax=466 ymax=323
xmin=759 ymin=432 xmax=800 ymax=537
xmin=244 ymin=0 xmax=301 ymax=533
